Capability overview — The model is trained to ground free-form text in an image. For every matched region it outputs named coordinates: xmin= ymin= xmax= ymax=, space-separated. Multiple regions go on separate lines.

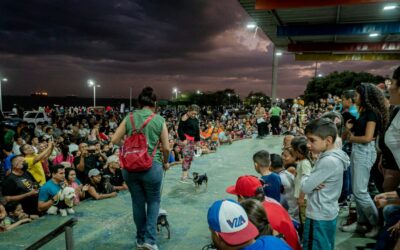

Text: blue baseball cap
xmin=207 ymin=199 xmax=259 ymax=246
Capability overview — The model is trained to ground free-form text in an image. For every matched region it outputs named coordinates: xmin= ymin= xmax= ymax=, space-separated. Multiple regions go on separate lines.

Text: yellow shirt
xmin=25 ymin=156 xmax=46 ymax=186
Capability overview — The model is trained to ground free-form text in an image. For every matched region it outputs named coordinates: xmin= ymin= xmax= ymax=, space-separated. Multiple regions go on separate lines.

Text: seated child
xmin=1 ymin=203 xmax=37 ymax=232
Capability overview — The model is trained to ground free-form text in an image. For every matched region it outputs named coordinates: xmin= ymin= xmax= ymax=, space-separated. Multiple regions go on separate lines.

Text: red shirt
xmin=263 ymin=197 xmax=301 ymax=250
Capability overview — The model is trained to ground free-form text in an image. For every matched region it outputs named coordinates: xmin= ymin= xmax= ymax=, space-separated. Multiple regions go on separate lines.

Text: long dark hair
xmin=138 ymin=87 xmax=156 ymax=107
xmin=291 ymin=136 xmax=313 ymax=165
xmin=356 ymin=83 xmax=389 ymax=133
xmin=240 ymin=199 xmax=272 ymax=236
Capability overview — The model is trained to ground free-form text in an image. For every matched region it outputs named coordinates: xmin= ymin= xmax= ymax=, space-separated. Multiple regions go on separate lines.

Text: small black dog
xmin=193 ymin=172 xmax=208 ymax=189
xmin=157 ymin=209 xmax=170 ymax=239
xmin=102 ymin=175 xmax=115 ymax=194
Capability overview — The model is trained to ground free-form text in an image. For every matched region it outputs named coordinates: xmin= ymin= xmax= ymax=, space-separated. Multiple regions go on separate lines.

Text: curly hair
xmin=356 ymin=83 xmax=389 ymax=134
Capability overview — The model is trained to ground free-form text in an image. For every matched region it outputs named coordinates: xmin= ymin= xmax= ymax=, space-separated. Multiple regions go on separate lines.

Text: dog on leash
xmin=157 ymin=208 xmax=170 ymax=239
xmin=193 ymin=172 xmax=208 ymax=189
xmin=47 ymin=186 xmax=76 ymax=216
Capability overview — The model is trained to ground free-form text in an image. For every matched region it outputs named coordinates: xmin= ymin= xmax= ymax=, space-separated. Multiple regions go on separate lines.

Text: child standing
xmin=253 ymin=150 xmax=281 ymax=202
xmin=291 ymin=136 xmax=313 ymax=224
xmin=302 ymin=118 xmax=350 ymax=250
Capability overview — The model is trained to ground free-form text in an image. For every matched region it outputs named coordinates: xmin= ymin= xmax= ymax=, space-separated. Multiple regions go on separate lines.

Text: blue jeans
xmin=375 ymin=209 xmax=400 ymax=250
xmin=122 ymin=162 xmax=163 ymax=245
xmin=351 ymin=142 xmax=379 ymax=226
xmin=302 ymin=217 xmax=337 ymax=250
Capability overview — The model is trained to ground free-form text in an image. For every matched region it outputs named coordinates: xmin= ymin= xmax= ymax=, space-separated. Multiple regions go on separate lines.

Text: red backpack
xmin=120 ymin=113 xmax=159 ymax=172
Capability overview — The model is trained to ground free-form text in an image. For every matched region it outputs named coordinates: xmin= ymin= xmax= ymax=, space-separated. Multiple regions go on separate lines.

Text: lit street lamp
xmin=172 ymin=87 xmax=178 ymax=100
xmin=227 ymin=93 xmax=231 ymax=106
xmin=246 ymin=22 xmax=259 ymax=38
xmin=88 ymin=79 xmax=100 ymax=107
xmin=0 ymin=77 xmax=8 ymax=112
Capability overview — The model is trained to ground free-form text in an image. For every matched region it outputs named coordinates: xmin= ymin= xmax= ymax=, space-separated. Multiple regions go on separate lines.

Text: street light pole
xmin=0 ymin=77 xmax=8 ymax=112
xmin=129 ymin=87 xmax=132 ymax=111
xmin=88 ymin=79 xmax=99 ymax=107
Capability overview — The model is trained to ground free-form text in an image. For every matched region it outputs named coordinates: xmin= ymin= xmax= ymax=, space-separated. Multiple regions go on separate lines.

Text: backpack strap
xmin=129 ymin=112 xmax=136 ymax=132
xmin=140 ymin=113 xmax=156 ymax=131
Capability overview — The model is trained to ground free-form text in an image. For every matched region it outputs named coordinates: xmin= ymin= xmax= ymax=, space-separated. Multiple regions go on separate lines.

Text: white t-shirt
xmin=385 ymin=111 xmax=400 ymax=169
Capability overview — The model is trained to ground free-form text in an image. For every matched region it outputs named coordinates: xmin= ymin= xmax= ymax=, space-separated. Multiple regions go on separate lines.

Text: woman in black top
xmin=177 ymin=104 xmax=200 ymax=183
xmin=342 ymin=83 xmax=388 ymax=238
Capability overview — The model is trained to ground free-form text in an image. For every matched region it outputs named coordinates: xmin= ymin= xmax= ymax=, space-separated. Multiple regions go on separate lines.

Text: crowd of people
xmin=0 ymin=65 xmax=399 ymax=250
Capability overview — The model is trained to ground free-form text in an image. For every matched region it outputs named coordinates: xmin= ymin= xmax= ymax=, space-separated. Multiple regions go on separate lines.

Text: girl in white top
xmin=291 ymin=136 xmax=313 ymax=223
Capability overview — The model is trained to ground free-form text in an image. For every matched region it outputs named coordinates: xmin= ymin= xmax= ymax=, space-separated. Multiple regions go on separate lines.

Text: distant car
xmin=23 ymin=111 xmax=52 ymax=125
xmin=1 ymin=117 xmax=23 ymax=128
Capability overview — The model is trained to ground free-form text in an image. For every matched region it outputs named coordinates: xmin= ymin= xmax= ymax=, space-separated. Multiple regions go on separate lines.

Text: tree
xmin=244 ymin=91 xmax=271 ymax=106
xmin=303 ymin=71 xmax=385 ymax=103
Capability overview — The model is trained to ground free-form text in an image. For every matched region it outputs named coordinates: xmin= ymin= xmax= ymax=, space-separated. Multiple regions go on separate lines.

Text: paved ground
xmin=0 ymin=137 xmax=375 ymax=249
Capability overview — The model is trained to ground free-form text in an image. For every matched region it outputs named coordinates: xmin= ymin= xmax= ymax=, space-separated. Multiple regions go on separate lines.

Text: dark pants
xmin=375 ymin=208 xmax=400 ymax=250
xmin=257 ymin=122 xmax=268 ymax=137
xmin=122 ymin=162 xmax=163 ymax=245
xmin=270 ymin=116 xmax=280 ymax=135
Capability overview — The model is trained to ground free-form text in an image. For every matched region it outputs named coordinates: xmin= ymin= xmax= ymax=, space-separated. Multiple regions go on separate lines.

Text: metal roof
xmin=239 ymin=0 xmax=400 ymax=60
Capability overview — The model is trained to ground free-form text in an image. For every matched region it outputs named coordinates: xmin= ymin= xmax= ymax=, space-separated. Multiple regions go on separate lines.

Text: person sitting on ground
xmin=38 ymin=165 xmax=66 ymax=213
xmin=301 ymin=118 xmax=350 ymax=250
xmin=218 ymin=127 xmax=233 ymax=145
xmin=3 ymin=144 xmax=15 ymax=177
xmin=210 ymin=127 xmax=220 ymax=148
xmin=102 ymin=155 xmax=128 ymax=191
xmin=253 ymin=150 xmax=281 ymax=202
xmin=0 ymin=203 xmax=34 ymax=232
xmin=169 ymin=143 xmax=183 ymax=166
xmin=270 ymin=153 xmax=298 ymax=221
xmin=53 ymin=144 xmax=74 ymax=167
xmin=374 ymin=189 xmax=400 ymax=250
xmin=207 ymin=199 xmax=291 ymax=250
xmin=86 ymin=169 xmax=117 ymax=200
xmin=64 ymin=168 xmax=89 ymax=205
xmin=226 ymin=175 xmax=301 ymax=250
xmin=201 ymin=122 xmax=214 ymax=140
xmin=74 ymin=143 xmax=102 ymax=183
xmin=20 ymin=141 xmax=54 ymax=186
xmin=2 ymin=155 xmax=40 ymax=216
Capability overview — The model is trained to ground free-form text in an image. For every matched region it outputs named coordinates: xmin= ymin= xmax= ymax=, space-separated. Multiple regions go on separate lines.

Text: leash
xmin=160 ymin=170 xmax=167 ymax=197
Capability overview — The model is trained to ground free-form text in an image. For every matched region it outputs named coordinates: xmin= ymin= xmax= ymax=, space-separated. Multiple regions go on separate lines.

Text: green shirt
xmin=269 ymin=106 xmax=282 ymax=117
xmin=125 ymin=108 xmax=165 ymax=164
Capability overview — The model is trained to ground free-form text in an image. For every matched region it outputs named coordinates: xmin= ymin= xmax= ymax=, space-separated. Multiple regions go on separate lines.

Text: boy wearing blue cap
xmin=207 ymin=199 xmax=291 ymax=250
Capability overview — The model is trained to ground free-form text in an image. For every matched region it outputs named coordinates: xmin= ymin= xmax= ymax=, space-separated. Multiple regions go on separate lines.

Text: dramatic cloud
xmin=0 ymin=0 xmax=397 ymax=100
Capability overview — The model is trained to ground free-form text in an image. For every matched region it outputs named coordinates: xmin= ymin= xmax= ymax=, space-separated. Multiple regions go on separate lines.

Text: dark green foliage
xmin=303 ymin=71 xmax=385 ymax=103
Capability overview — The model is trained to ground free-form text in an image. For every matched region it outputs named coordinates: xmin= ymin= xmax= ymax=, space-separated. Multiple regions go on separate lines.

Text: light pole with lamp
xmin=227 ymin=93 xmax=231 ymax=106
xmin=172 ymin=87 xmax=178 ymax=100
xmin=87 ymin=79 xmax=100 ymax=107
xmin=0 ymin=77 xmax=8 ymax=112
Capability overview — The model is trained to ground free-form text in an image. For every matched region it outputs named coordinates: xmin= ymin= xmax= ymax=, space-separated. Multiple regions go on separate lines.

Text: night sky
xmin=0 ymin=0 xmax=398 ymax=99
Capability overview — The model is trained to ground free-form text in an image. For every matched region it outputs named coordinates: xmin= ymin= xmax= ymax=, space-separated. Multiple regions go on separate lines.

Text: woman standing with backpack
xmin=112 ymin=87 xmax=170 ymax=250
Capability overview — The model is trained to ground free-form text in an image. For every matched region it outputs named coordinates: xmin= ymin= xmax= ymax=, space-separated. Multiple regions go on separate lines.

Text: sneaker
xmin=136 ymin=241 xmax=145 ymax=250
xmin=143 ymin=243 xmax=159 ymax=250
xmin=365 ymin=226 xmax=380 ymax=238
xmin=341 ymin=222 xmax=368 ymax=233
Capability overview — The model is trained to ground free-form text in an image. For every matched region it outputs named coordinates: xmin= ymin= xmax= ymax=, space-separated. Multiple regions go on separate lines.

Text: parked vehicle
xmin=23 ymin=111 xmax=51 ymax=125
